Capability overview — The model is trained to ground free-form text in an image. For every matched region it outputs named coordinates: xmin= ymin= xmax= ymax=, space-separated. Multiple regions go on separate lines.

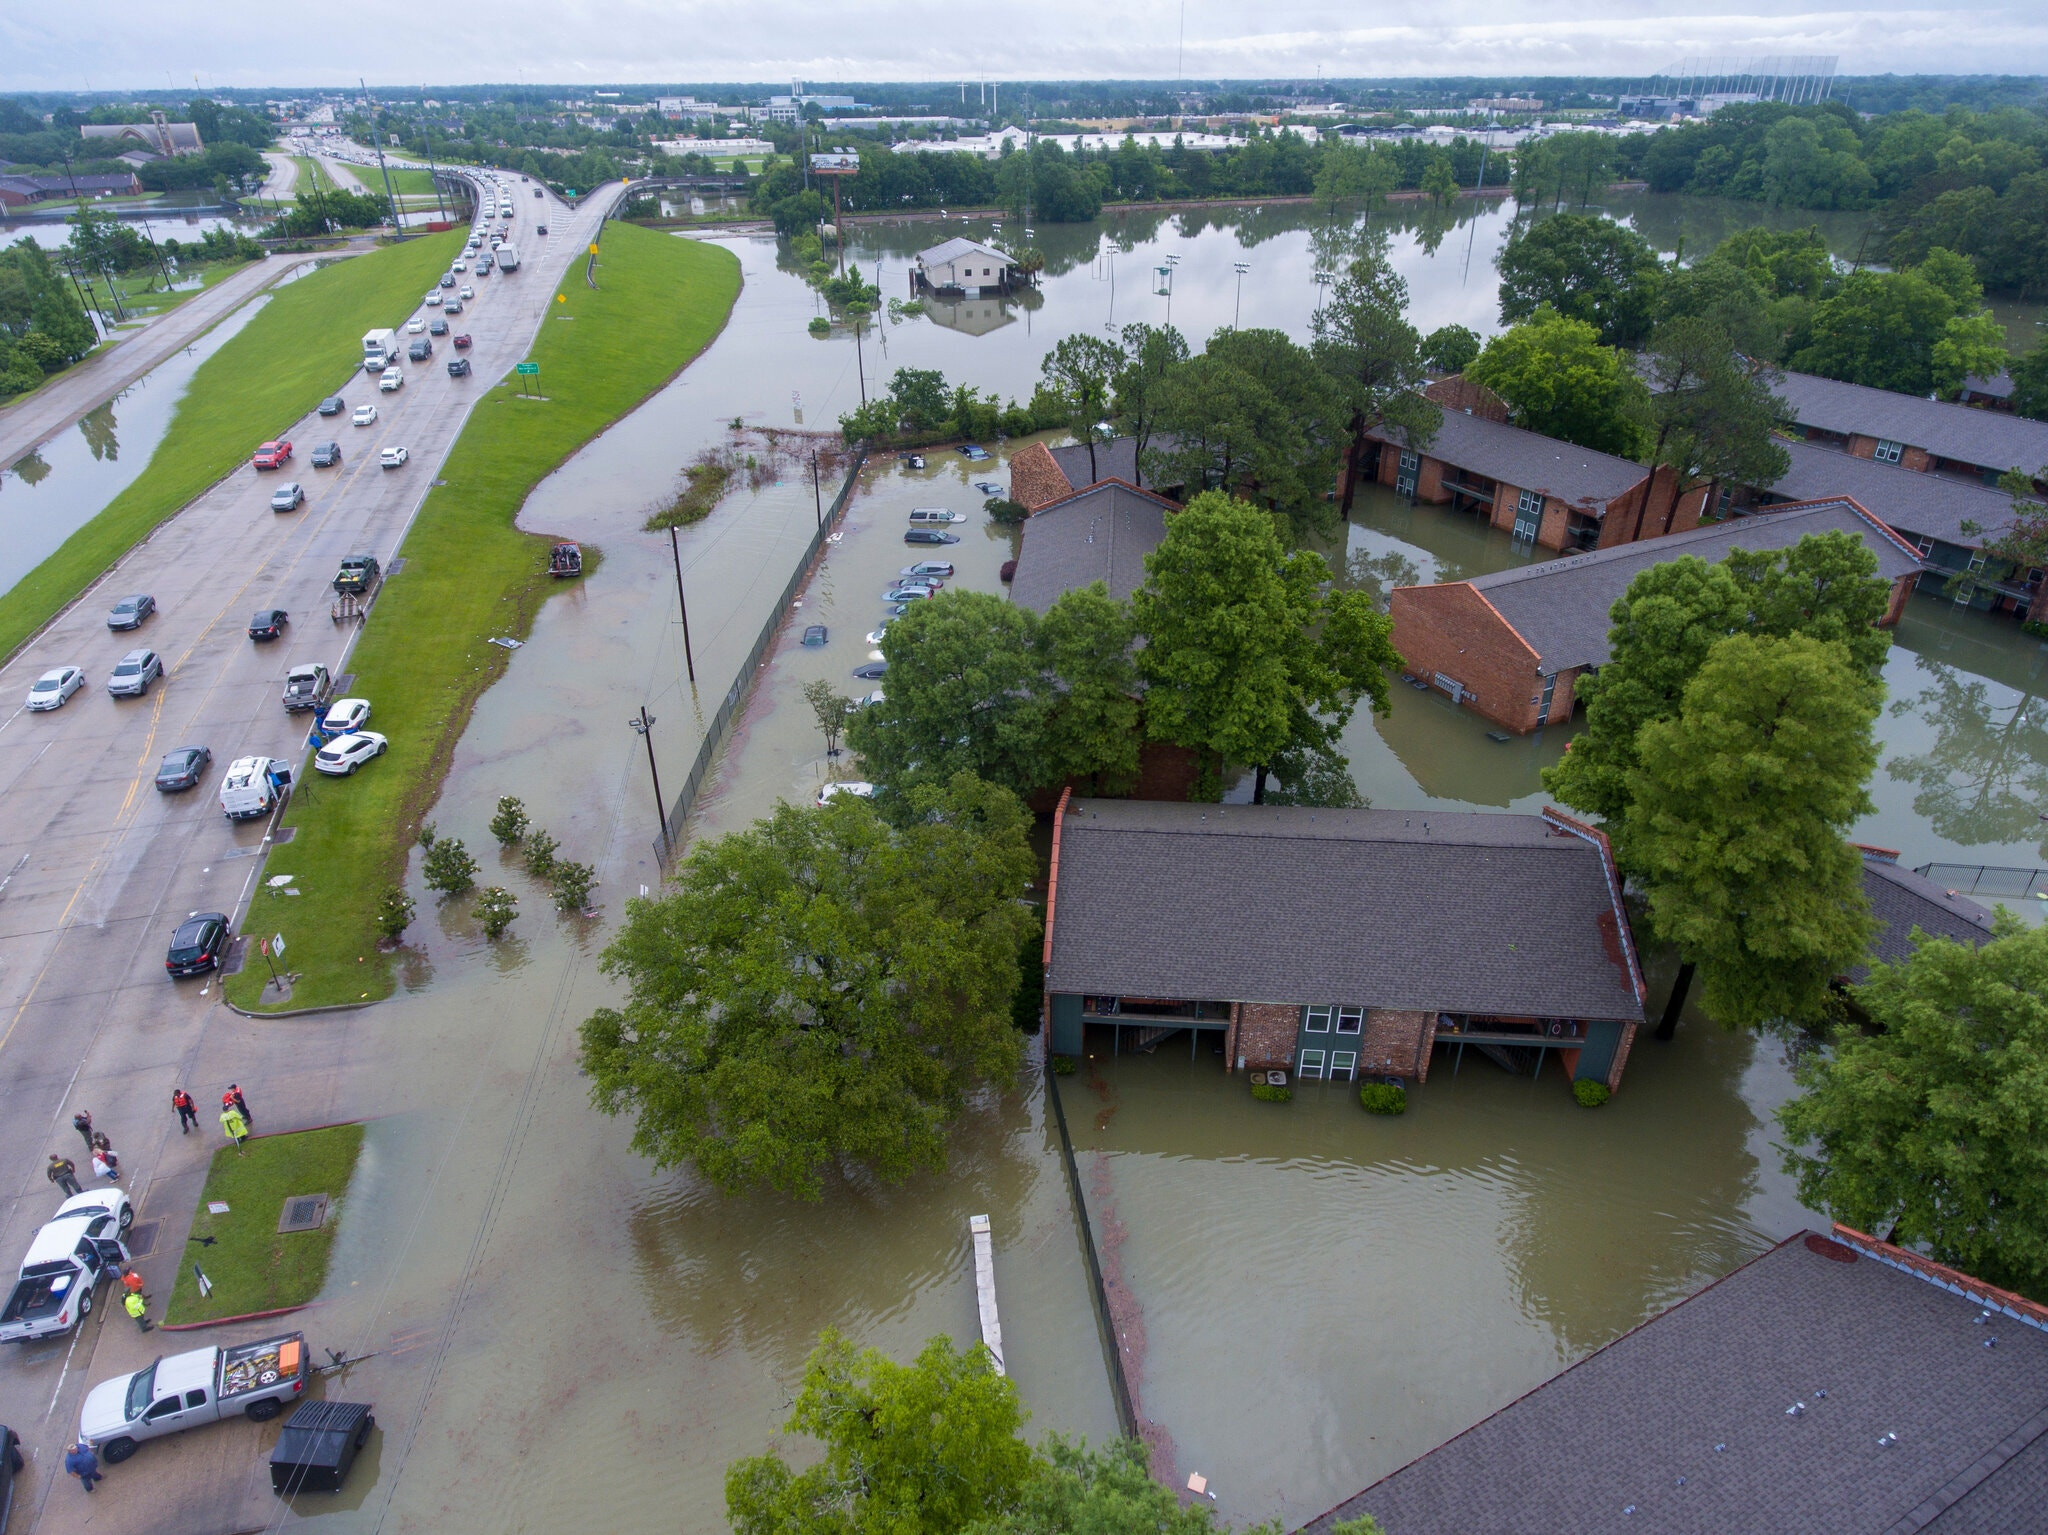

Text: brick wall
xmin=1389 ymin=582 xmax=1544 ymax=733
xmin=1361 ymin=1008 xmax=1438 ymax=1081
xmin=1234 ymin=1002 xmax=1300 ymax=1069
xmin=1900 ymin=445 xmax=1932 ymax=472
xmin=1415 ymin=455 xmax=1448 ymax=503
xmin=1604 ymin=1020 xmax=1637 ymax=1091
xmin=1487 ymin=482 xmax=1524 ymax=535
xmin=1535 ymin=498 xmax=1573 ymax=549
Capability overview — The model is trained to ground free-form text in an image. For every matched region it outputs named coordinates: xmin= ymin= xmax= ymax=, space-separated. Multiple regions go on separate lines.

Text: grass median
xmin=163 ymin=1124 xmax=364 ymax=1326
xmin=225 ymin=224 xmax=741 ymax=1012
xmin=0 ymin=231 xmax=461 ymax=666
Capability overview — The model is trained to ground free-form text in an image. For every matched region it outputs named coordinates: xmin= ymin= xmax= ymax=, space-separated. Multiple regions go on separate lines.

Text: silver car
xmin=107 ymin=649 xmax=163 ymax=697
xmin=27 ymin=666 xmax=85 ymax=710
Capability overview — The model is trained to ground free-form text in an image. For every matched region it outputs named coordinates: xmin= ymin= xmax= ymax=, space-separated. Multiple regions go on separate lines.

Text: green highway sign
xmin=515 ymin=362 xmax=539 ymax=375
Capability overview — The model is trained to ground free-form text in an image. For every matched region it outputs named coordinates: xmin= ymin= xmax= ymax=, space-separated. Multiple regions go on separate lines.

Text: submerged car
xmin=852 ymin=662 xmax=888 ymax=680
xmin=154 ymin=746 xmax=212 ymax=792
xmin=816 ymin=781 xmax=877 ymax=807
xmin=904 ymin=529 xmax=961 ymax=546
xmin=900 ymin=561 xmax=955 ymax=579
xmin=801 ymin=625 xmax=828 ymax=647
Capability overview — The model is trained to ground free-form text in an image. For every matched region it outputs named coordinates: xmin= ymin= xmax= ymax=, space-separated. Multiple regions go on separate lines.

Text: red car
xmin=452 ymin=333 xmax=472 ymax=350
xmin=252 ymin=440 xmax=293 ymax=470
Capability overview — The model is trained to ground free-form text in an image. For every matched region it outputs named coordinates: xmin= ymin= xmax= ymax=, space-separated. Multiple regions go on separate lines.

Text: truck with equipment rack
xmin=81 ymin=1332 xmax=310 ymax=1463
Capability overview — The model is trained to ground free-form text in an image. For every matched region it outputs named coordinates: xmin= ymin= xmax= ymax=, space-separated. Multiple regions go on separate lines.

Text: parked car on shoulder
xmin=154 ymin=746 xmax=212 ymax=792
xmin=322 ymin=698 xmax=371 ymax=734
xmin=26 ymin=667 xmax=84 ymax=710
xmin=106 ymin=649 xmax=162 ymax=697
xmin=164 ymin=912 xmax=229 ymax=977
xmin=252 ymin=441 xmax=292 ymax=470
xmin=107 ymin=594 xmax=155 ymax=629
xmin=282 ymin=663 xmax=330 ymax=711
xmin=314 ymin=731 xmax=387 ymax=776
xmin=248 ymin=609 xmax=288 ymax=641
xmin=270 ymin=482 xmax=304 ymax=512
xmin=310 ymin=442 xmax=341 ymax=468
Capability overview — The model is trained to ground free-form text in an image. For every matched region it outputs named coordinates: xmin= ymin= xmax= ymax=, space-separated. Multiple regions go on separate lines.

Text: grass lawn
xmin=163 ymin=1124 xmax=364 ymax=1326
xmin=291 ymin=154 xmax=330 ymax=194
xmin=225 ymin=224 xmax=740 ymax=1012
xmin=0 ymin=231 xmax=460 ymax=666
xmin=108 ymin=257 xmax=256 ymax=320
xmin=382 ymin=167 xmax=439 ymax=196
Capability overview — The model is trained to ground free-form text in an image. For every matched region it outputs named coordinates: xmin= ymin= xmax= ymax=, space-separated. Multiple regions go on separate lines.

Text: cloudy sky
xmin=7 ymin=1 xmax=2047 ymax=93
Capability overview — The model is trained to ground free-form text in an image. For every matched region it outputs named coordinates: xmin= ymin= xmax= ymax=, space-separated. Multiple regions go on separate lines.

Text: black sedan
xmin=248 ymin=609 xmax=289 ymax=641
xmin=154 ymin=745 xmax=212 ymax=792
xmin=0 ymin=1424 xmax=21 ymax=1528
xmin=318 ymin=395 xmax=346 ymax=416
xmin=429 ymin=318 xmax=449 ymax=336
xmin=904 ymin=529 xmax=960 ymax=545
xmin=165 ymin=912 xmax=230 ymax=978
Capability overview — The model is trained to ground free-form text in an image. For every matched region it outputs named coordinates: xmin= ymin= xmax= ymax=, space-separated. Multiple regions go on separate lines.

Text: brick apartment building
xmin=1042 ymin=796 xmax=1646 ymax=1094
xmin=1774 ymin=369 xmax=2048 ymax=490
xmin=1363 ymin=378 xmax=1711 ymax=552
xmin=1388 ymin=497 xmax=1926 ymax=734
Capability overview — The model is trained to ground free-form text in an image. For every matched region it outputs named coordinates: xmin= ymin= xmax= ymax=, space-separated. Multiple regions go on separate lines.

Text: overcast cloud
xmin=7 ymin=1 xmax=2046 ymax=93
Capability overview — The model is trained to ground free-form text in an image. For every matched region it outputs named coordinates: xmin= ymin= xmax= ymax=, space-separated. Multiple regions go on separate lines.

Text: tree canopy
xmin=1778 ymin=913 xmax=2048 ymax=1300
xmin=1311 ymin=237 xmax=1439 ymax=512
xmin=1496 ymin=212 xmax=1664 ymax=348
xmin=577 ymin=774 xmax=1037 ymax=1200
xmin=1465 ymin=306 xmax=1649 ymax=458
xmin=1624 ymin=315 xmax=1791 ymax=539
xmin=1040 ymin=334 xmax=1122 ymax=484
xmin=1787 ymin=248 xmax=2008 ymax=398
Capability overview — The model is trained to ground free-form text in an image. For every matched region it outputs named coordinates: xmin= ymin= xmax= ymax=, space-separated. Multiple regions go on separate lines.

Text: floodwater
xmin=0 ymin=203 xmax=265 ymax=251
xmin=170 ymin=198 xmax=2048 ymax=1530
xmin=0 ymin=289 xmax=270 ymax=596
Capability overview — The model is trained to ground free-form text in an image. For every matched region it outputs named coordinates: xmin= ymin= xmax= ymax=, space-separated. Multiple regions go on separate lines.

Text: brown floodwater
xmin=251 ymin=199 xmax=2048 ymax=1530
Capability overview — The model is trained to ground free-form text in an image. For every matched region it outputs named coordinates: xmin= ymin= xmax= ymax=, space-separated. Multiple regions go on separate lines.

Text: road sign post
xmin=515 ymin=360 xmax=539 ymax=397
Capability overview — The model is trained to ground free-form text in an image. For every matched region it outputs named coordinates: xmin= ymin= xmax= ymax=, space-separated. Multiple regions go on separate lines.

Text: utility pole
xmin=628 ymin=707 xmax=671 ymax=856
xmin=1232 ymin=261 xmax=1249 ymax=329
xmin=361 ymin=77 xmax=402 ymax=232
xmin=667 ymin=526 xmax=696 ymax=683
xmin=420 ymin=98 xmax=450 ymax=222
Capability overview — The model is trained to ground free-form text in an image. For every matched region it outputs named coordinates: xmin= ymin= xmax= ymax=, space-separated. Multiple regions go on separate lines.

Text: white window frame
xmin=1329 ymin=1051 xmax=1358 ymax=1081
xmin=1304 ymin=1005 xmax=1333 ymax=1033
xmin=1297 ymin=1048 xmax=1326 ymax=1079
xmin=1874 ymin=438 xmax=1905 ymax=464
xmin=1513 ymin=488 xmax=1544 ymax=541
xmin=1335 ymin=1005 xmax=1364 ymax=1035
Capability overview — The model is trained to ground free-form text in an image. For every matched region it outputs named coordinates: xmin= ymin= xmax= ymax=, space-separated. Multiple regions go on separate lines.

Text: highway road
xmin=0 ymin=172 xmax=612 ymax=1532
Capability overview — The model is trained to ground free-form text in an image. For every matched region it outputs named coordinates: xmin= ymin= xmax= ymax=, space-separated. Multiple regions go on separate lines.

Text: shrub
xmin=807 ymin=316 xmax=831 ymax=336
xmin=422 ymin=836 xmax=477 ymax=896
xmin=489 ymin=795 xmax=529 ymax=845
xmin=1360 ymin=1082 xmax=1408 ymax=1115
xmin=552 ymin=859 xmax=596 ymax=913
xmin=374 ymin=884 xmax=415 ymax=942
xmin=522 ymin=828 xmax=559 ymax=879
xmin=1251 ymin=1082 xmax=1293 ymax=1103
xmin=475 ymin=886 xmax=518 ymax=938
xmin=1050 ymin=1054 xmax=1077 ymax=1075
xmin=1573 ymin=1079 xmax=1612 ymax=1108
xmin=984 ymin=496 xmax=1028 ymax=525
xmin=417 ymin=821 xmax=438 ymax=849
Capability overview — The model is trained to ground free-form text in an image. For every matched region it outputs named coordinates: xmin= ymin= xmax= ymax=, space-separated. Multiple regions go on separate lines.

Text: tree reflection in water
xmin=1886 ymin=661 xmax=2048 ymax=859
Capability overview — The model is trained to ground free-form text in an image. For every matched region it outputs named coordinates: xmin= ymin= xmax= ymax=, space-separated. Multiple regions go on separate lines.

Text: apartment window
xmin=1297 ymin=1048 xmax=1327 ymax=1079
xmin=1304 ymin=1005 xmax=1333 ymax=1033
xmin=1329 ymin=1051 xmax=1358 ymax=1082
xmin=1335 ymin=1006 xmax=1364 ymax=1035
xmin=1513 ymin=488 xmax=1543 ymax=542
xmin=1874 ymin=438 xmax=1906 ymax=464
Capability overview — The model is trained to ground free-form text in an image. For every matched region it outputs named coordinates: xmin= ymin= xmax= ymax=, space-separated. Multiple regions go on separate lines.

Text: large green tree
xmin=1465 ymin=306 xmax=1649 ymax=458
xmin=1787 ymin=249 xmax=2007 ymax=397
xmin=1134 ymin=491 xmax=1399 ymax=801
xmin=578 ymin=774 xmax=1037 ymax=1200
xmin=1040 ymin=333 xmax=1123 ymax=484
xmin=1111 ymin=322 xmax=1189 ymax=488
xmin=1621 ymin=315 xmax=1791 ymax=541
xmin=728 ymin=1329 xmax=1036 ymax=1535
xmin=1496 ymin=212 xmax=1663 ymax=347
xmin=1778 ymin=914 xmax=2048 ymax=1300
xmin=1035 ymin=583 xmax=1142 ymax=796
xmin=1310 ymin=237 xmax=1440 ymax=513
xmin=1624 ymin=633 xmax=1879 ymax=1033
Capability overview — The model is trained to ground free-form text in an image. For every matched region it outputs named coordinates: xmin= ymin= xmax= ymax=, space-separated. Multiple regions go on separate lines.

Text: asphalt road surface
xmin=0 ymin=175 xmax=612 ymax=1534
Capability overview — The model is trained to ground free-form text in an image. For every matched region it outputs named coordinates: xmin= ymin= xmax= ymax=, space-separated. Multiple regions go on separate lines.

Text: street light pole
xmin=667 ymin=525 xmax=696 ymax=683
xmin=628 ymin=707 xmax=670 ymax=856
xmin=1232 ymin=261 xmax=1250 ymax=329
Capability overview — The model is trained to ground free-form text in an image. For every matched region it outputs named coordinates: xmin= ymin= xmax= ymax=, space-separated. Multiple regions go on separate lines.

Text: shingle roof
xmin=915 ymin=236 xmax=1012 ymax=267
xmin=1007 ymin=440 xmax=1074 ymax=511
xmin=1770 ymin=439 xmax=2028 ymax=551
xmin=1776 ymin=370 xmax=2048 ymax=475
xmin=1299 ymin=1232 xmax=2048 ymax=1535
xmin=1008 ymin=481 xmax=1172 ymax=615
xmin=1374 ymin=410 xmax=1649 ymax=511
xmin=1855 ymin=854 xmax=1996 ymax=982
xmin=1047 ymin=800 xmax=1643 ymax=1020
xmin=1467 ymin=498 xmax=1925 ymax=673
xmin=1046 ymin=434 xmax=1182 ymax=494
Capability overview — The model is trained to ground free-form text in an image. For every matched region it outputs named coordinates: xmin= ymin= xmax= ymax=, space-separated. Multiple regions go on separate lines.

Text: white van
xmin=908 ymin=508 xmax=965 ymax=526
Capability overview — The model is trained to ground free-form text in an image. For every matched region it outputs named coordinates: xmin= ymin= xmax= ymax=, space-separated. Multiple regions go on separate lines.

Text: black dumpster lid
xmin=271 ymin=1399 xmax=371 ymax=1462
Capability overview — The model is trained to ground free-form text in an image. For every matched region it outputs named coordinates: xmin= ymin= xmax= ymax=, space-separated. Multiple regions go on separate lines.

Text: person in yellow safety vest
xmin=220 ymin=1104 xmax=249 ymax=1154
xmin=124 ymin=1288 xmax=152 ymax=1332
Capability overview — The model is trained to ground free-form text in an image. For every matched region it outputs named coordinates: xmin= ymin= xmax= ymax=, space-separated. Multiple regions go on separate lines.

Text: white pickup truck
xmin=82 ymin=1331 xmax=310 ymax=1463
xmin=0 ymin=1191 xmax=133 ymax=1343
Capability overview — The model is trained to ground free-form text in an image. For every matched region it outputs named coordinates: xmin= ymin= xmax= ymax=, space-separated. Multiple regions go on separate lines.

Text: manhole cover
xmin=278 ymin=1194 xmax=330 ymax=1234
xmin=123 ymin=1219 xmax=161 ymax=1259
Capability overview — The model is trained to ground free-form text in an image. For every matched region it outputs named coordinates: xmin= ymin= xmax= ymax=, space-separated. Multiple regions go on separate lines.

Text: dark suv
xmin=165 ymin=913 xmax=230 ymax=978
xmin=407 ymin=338 xmax=432 ymax=362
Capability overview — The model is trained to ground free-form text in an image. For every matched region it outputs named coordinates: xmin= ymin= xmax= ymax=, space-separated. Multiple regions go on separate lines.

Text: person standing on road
xmin=64 ymin=1440 xmax=101 ymax=1493
xmin=123 ymin=1288 xmax=152 ymax=1332
xmin=221 ymin=1104 xmax=249 ymax=1154
xmin=72 ymin=1109 xmax=94 ymax=1156
xmin=172 ymin=1088 xmax=198 ymax=1134
xmin=225 ymin=1083 xmax=253 ymax=1129
xmin=47 ymin=1155 xmax=82 ymax=1196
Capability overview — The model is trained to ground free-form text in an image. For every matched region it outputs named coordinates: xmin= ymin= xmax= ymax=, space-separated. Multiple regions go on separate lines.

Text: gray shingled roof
xmin=1376 ymin=409 xmax=1649 ymax=510
xmin=1008 ymin=482 xmax=1170 ymax=616
xmin=1469 ymin=499 xmax=1925 ymax=673
xmin=1776 ymin=370 xmax=2048 ymax=474
xmin=1047 ymin=800 xmax=1643 ymax=1020
xmin=1299 ymin=1233 xmax=2048 ymax=1535
xmin=1770 ymin=439 xmax=2028 ymax=551
xmin=1046 ymin=434 xmax=1183 ymax=493
xmin=915 ymin=236 xmax=1011 ymax=267
xmin=1854 ymin=855 xmax=1996 ymax=982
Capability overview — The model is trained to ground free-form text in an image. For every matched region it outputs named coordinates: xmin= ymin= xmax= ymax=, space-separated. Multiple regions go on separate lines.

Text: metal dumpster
xmin=269 ymin=1399 xmax=373 ymax=1495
